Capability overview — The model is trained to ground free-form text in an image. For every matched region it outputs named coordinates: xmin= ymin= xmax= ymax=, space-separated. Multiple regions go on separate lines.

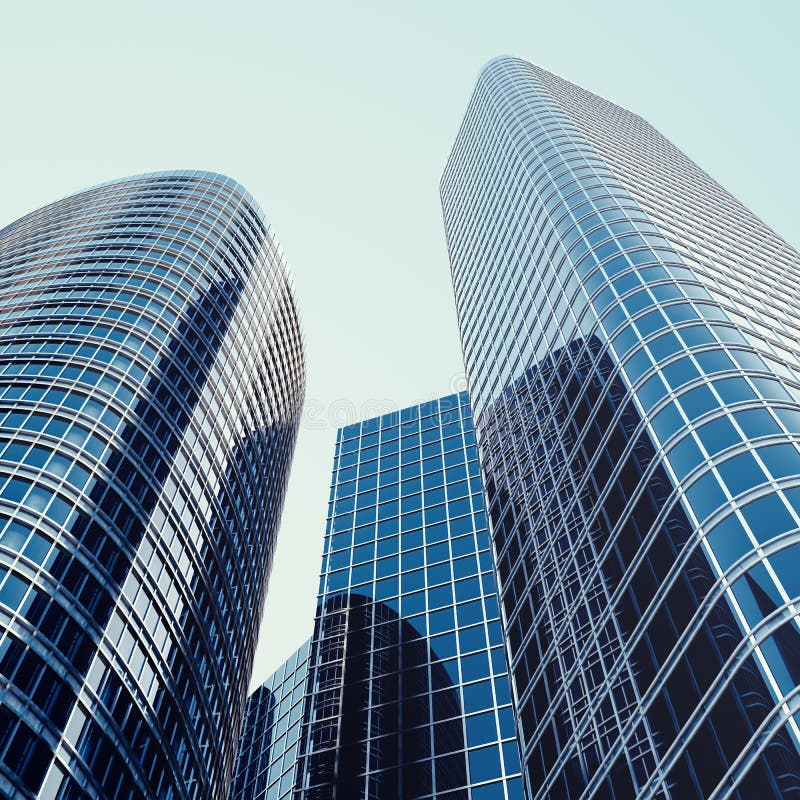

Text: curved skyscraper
xmin=0 ymin=171 xmax=305 ymax=799
xmin=441 ymin=57 xmax=800 ymax=798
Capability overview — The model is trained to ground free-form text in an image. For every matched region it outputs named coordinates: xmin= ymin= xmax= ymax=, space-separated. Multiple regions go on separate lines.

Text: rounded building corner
xmin=476 ymin=54 xmax=533 ymax=82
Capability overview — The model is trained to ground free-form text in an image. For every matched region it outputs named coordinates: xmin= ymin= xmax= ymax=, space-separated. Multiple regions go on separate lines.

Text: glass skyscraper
xmin=0 ymin=171 xmax=305 ymax=800
xmin=231 ymin=393 xmax=524 ymax=800
xmin=441 ymin=56 xmax=800 ymax=798
xmin=230 ymin=642 xmax=311 ymax=800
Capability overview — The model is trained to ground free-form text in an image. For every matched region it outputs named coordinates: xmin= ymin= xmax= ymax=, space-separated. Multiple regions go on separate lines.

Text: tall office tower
xmin=0 ymin=172 xmax=304 ymax=800
xmin=231 ymin=393 xmax=524 ymax=800
xmin=441 ymin=56 xmax=800 ymax=799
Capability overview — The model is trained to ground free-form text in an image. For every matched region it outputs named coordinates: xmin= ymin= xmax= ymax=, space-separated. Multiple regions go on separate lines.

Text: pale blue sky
xmin=1 ymin=1 xmax=797 ymax=687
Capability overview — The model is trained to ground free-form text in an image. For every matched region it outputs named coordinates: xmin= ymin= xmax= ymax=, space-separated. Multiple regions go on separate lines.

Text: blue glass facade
xmin=0 ymin=172 xmax=305 ymax=799
xmin=441 ymin=57 xmax=800 ymax=798
xmin=232 ymin=394 xmax=524 ymax=800
xmin=230 ymin=642 xmax=311 ymax=800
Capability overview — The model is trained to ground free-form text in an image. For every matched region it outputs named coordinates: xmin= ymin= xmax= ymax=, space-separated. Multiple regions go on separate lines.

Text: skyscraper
xmin=0 ymin=171 xmax=304 ymax=799
xmin=441 ymin=56 xmax=800 ymax=798
xmin=231 ymin=393 xmax=524 ymax=800
xmin=230 ymin=642 xmax=311 ymax=800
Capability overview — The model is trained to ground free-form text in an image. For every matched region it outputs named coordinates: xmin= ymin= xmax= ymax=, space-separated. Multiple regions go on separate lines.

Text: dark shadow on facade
xmin=0 ymin=273 xmax=245 ymax=797
xmin=230 ymin=684 xmax=278 ymax=800
xmin=294 ymin=593 xmax=468 ymax=800
xmin=483 ymin=335 xmax=800 ymax=799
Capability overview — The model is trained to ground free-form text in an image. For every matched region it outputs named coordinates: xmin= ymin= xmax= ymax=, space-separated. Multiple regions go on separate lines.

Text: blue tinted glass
xmin=760 ymin=443 xmax=800 ymax=479
xmin=460 ymin=625 xmax=487 ymax=654
xmin=734 ymin=408 xmax=781 ymax=438
xmin=462 ymin=651 xmax=491 ymax=683
xmin=455 ymin=577 xmax=481 ymax=602
xmin=667 ymin=435 xmax=704 ymax=475
xmin=468 ymin=745 xmax=503 ymax=782
xmin=717 ymin=452 xmax=766 ymax=496
xmin=466 ymin=711 xmax=497 ymax=746
xmin=706 ymin=515 xmax=753 ymax=570
xmin=428 ymin=584 xmax=454 ymax=609
xmin=679 ymin=384 xmax=718 ymax=418
xmin=685 ymin=472 xmax=727 ymax=520
xmin=697 ymin=415 xmax=740 ymax=454
xmin=429 ymin=607 xmax=455 ymax=634
xmin=292 ymin=396 xmax=521 ymax=797
xmin=741 ymin=494 xmax=795 ymax=543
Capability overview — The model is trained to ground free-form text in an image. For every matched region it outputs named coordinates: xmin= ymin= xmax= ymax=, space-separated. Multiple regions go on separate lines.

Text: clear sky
xmin=1 ymin=0 xmax=797 ymax=688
